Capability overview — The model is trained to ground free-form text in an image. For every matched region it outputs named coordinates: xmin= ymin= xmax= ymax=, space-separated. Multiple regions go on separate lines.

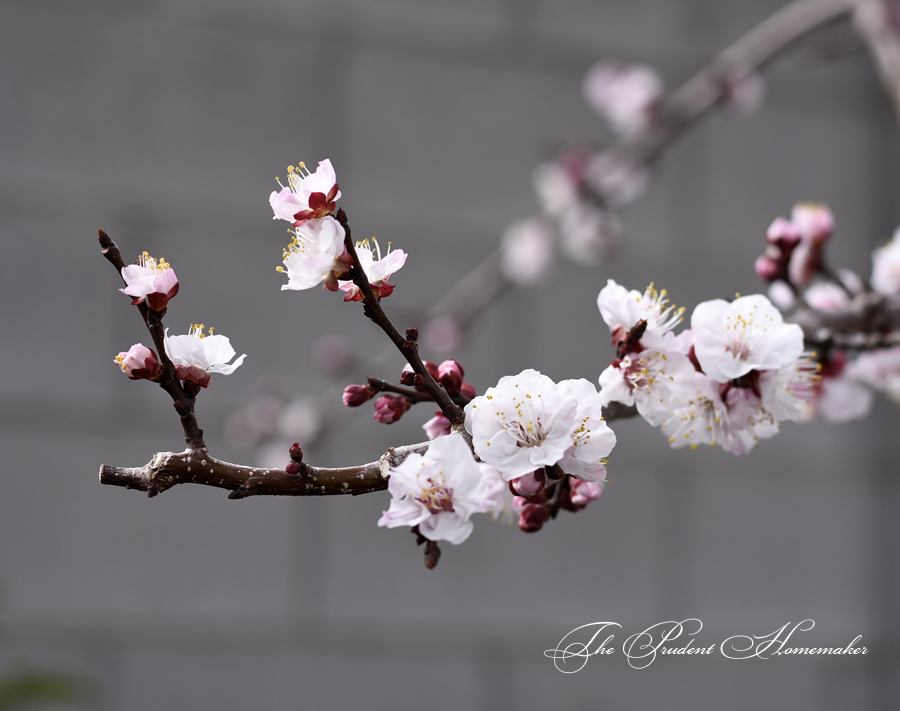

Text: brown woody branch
xmin=365 ymin=376 xmax=472 ymax=407
xmin=99 ymin=230 xmax=205 ymax=449
xmin=336 ymin=209 xmax=467 ymax=428
xmin=99 ymin=443 xmax=430 ymax=498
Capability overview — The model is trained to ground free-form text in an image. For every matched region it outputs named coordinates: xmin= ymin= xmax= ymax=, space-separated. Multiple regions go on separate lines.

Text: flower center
xmin=137 ymin=251 xmax=171 ymax=272
xmin=497 ymin=389 xmax=547 ymax=448
xmin=416 ymin=476 xmax=455 ymax=514
xmin=189 ymin=324 xmax=213 ymax=339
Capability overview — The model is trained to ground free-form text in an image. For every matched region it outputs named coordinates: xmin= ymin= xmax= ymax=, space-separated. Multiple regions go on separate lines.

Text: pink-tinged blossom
xmin=805 ymin=282 xmax=851 ymax=312
xmin=556 ymin=378 xmax=617 ymax=482
xmin=597 ymin=280 xmax=685 ymax=348
xmin=270 ymin=160 xmax=341 ymax=224
xmin=373 ymin=395 xmax=411 ymax=424
xmin=500 ymin=217 xmax=556 ymax=285
xmin=558 ymin=203 xmax=622 ymax=266
xmin=768 ymin=280 xmax=796 ymax=310
xmin=582 ymin=62 xmax=663 ymax=137
xmin=119 ymin=252 xmax=179 ymax=312
xmin=660 ymin=373 xmax=780 ymax=455
xmin=465 ymin=369 xmax=615 ymax=483
xmin=872 ymin=228 xmax=900 ymax=295
xmin=598 ymin=347 xmax=698 ymax=427
xmin=813 ymin=373 xmax=874 ymax=423
xmin=114 ymin=343 xmax=162 ymax=381
xmin=691 ymin=294 xmax=803 ymax=383
xmin=339 ymin=238 xmax=407 ymax=302
xmin=378 ymin=433 xmax=499 ymax=544
xmin=164 ymin=325 xmax=246 ymax=389
xmin=847 ymin=346 xmax=900 ymax=404
xmin=277 ymin=215 xmax=350 ymax=292
xmin=567 ymin=479 xmax=603 ymax=510
xmin=532 ymin=162 xmax=579 ymax=217
xmin=422 ymin=411 xmax=452 ymax=440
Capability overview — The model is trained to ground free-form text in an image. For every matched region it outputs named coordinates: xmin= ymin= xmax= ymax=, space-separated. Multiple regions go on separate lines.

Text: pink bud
xmin=343 ymin=384 xmax=374 ymax=407
xmin=518 ymin=503 xmax=549 ymax=533
xmin=509 ymin=469 xmax=547 ymax=498
xmin=754 ymin=255 xmax=781 ymax=282
xmin=766 ymin=217 xmax=802 ymax=251
xmin=791 ymin=203 xmax=833 ymax=247
xmin=114 ymin=343 xmax=162 ymax=381
xmin=373 ymin=395 xmax=411 ymax=424
xmin=436 ymin=359 xmax=464 ymax=395
xmin=460 ymin=381 xmax=477 ymax=400
xmin=568 ymin=479 xmax=603 ymax=509
xmin=422 ymin=411 xmax=452 ymax=440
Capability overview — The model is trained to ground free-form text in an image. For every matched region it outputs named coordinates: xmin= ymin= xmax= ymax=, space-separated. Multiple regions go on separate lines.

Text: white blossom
xmin=165 ymin=324 xmax=246 ymax=388
xmin=339 ymin=238 xmax=407 ymax=301
xmin=596 ymin=280 xmax=685 ymax=347
xmin=277 ymin=215 xmax=348 ymax=291
xmin=691 ymin=293 xmax=803 ymax=383
xmin=465 ymin=369 xmax=615 ymax=482
xmin=377 ymin=434 xmax=499 ymax=544
xmin=270 ymin=159 xmax=340 ymax=223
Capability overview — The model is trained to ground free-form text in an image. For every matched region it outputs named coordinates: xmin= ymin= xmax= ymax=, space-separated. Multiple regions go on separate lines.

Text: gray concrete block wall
xmin=1 ymin=1 xmax=898 ymax=709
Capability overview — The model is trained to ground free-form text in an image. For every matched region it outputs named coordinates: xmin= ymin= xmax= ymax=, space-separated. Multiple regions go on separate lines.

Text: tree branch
xmin=99 ymin=230 xmax=205 ymax=449
xmin=336 ymin=209 xmax=468 ymax=428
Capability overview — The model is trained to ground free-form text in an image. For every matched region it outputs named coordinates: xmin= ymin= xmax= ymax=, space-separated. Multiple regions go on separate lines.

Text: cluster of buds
xmin=755 ymin=203 xmax=834 ymax=288
xmin=512 ymin=476 xmax=604 ymax=533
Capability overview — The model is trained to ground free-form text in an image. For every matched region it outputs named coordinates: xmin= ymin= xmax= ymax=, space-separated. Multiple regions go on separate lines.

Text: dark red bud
xmin=436 ymin=360 xmax=464 ymax=395
xmin=285 ymin=461 xmax=301 ymax=475
xmin=289 ymin=443 xmax=303 ymax=463
xmin=405 ymin=328 xmax=419 ymax=342
xmin=460 ymin=382 xmax=477 ymax=399
xmin=343 ymin=384 xmax=374 ymax=407
xmin=518 ymin=503 xmax=549 ymax=533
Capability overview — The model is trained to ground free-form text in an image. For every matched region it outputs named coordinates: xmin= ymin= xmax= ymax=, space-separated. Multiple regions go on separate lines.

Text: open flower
xmin=277 ymin=216 xmax=350 ymax=292
xmin=119 ymin=252 xmax=179 ymax=312
xmin=114 ymin=343 xmax=162 ymax=381
xmin=597 ymin=280 xmax=685 ymax=347
xmin=691 ymin=293 xmax=803 ymax=383
xmin=582 ymin=61 xmax=662 ymax=137
xmin=270 ymin=159 xmax=341 ymax=224
xmin=377 ymin=433 xmax=499 ymax=544
xmin=465 ymin=369 xmax=615 ymax=482
xmin=339 ymin=238 xmax=407 ymax=301
xmin=164 ymin=324 xmax=246 ymax=389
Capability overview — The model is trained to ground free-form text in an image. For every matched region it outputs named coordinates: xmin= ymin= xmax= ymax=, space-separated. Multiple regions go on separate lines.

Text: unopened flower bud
xmin=373 ymin=395 xmax=411 ymax=424
xmin=405 ymin=328 xmax=419 ymax=342
xmin=285 ymin=461 xmax=301 ymax=475
xmin=342 ymin=384 xmax=374 ymax=407
xmin=766 ymin=217 xmax=802 ymax=251
xmin=436 ymin=359 xmax=464 ymax=395
xmin=792 ymin=203 xmax=833 ymax=248
xmin=568 ymin=479 xmax=603 ymax=509
xmin=754 ymin=255 xmax=781 ymax=282
xmin=289 ymin=442 xmax=304 ymax=463
xmin=509 ymin=469 xmax=547 ymax=498
xmin=518 ymin=503 xmax=549 ymax=533
xmin=401 ymin=362 xmax=438 ymax=392
xmin=114 ymin=343 xmax=163 ymax=381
